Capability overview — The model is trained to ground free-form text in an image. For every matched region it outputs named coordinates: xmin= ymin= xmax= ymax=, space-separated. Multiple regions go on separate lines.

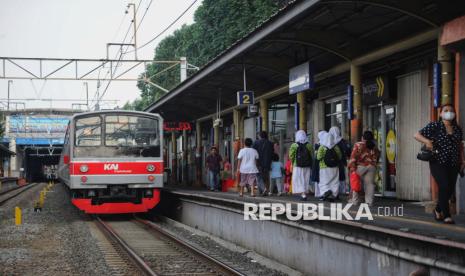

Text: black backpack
xmin=296 ymin=142 xmax=312 ymax=167
xmin=324 ymin=147 xmax=339 ymax=168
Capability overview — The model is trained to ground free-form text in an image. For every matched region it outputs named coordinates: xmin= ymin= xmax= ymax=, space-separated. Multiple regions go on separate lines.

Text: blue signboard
xmin=9 ymin=116 xmax=69 ymax=134
xmin=289 ymin=61 xmax=314 ymax=94
xmin=15 ymin=138 xmax=65 ymax=145
xmin=257 ymin=116 xmax=262 ymax=132
xmin=433 ymin=62 xmax=441 ymax=108
xmin=237 ymin=91 xmax=254 ymax=105
xmin=294 ymin=102 xmax=299 ymax=130
xmin=347 ymin=85 xmax=354 ymax=120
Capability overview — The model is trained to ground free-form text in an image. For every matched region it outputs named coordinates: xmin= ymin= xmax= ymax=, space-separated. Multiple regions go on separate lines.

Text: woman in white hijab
xmin=329 ymin=126 xmax=349 ymax=195
xmin=289 ymin=130 xmax=313 ymax=200
xmin=312 ymin=131 xmax=328 ymax=198
xmin=316 ymin=132 xmax=343 ymax=200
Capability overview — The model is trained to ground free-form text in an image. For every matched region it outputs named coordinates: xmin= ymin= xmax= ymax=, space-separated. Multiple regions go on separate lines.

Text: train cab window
xmin=75 ymin=116 xmax=102 ymax=146
xmin=105 ymin=115 xmax=160 ymax=157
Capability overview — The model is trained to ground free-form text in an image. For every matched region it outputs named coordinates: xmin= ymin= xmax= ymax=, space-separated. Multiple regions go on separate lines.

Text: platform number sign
xmin=237 ymin=91 xmax=254 ymax=106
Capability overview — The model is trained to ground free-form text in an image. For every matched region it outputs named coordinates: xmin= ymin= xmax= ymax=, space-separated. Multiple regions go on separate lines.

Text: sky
xmin=0 ymin=0 xmax=202 ymax=111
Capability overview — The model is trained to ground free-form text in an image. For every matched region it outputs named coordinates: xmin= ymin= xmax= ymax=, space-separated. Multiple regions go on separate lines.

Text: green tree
xmin=127 ymin=0 xmax=291 ymax=111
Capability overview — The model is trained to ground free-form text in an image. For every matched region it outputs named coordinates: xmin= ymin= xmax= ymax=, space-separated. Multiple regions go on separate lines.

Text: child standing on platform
xmin=269 ymin=153 xmax=284 ymax=196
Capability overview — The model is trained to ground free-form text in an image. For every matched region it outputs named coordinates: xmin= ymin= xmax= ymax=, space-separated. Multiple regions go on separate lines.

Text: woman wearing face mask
xmin=414 ymin=104 xmax=465 ymax=224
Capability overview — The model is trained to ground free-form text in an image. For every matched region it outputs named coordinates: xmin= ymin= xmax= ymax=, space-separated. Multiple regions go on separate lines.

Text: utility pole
xmin=83 ymin=82 xmax=89 ymax=110
xmin=95 ymin=81 xmax=100 ymax=111
xmin=7 ymin=80 xmax=13 ymax=111
xmin=127 ymin=3 xmax=138 ymax=60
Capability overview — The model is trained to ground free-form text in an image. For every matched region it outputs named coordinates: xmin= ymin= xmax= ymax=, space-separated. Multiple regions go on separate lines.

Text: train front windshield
xmin=74 ymin=114 xmax=161 ymax=158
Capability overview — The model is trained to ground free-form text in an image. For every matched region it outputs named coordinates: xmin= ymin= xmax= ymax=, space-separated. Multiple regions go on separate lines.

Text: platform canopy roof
xmin=146 ymin=0 xmax=465 ymax=121
xmin=0 ymin=144 xmax=15 ymax=156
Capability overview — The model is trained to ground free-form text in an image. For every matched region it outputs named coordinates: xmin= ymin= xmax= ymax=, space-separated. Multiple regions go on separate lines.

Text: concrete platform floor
xmin=163 ymin=185 xmax=465 ymax=247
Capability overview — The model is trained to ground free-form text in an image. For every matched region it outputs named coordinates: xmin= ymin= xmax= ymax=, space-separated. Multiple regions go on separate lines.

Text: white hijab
xmin=329 ymin=126 xmax=342 ymax=144
xmin=317 ymin=131 xmax=327 ymax=145
xmin=295 ymin=130 xmax=308 ymax=144
xmin=320 ymin=131 xmax=337 ymax=149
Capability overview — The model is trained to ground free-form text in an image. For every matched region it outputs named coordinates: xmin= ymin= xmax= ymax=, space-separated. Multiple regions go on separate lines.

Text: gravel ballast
xmin=149 ymin=217 xmax=299 ymax=276
xmin=0 ymin=183 xmax=111 ymax=276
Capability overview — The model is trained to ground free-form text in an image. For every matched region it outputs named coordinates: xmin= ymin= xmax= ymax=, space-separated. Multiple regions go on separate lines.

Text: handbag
xmin=417 ymin=124 xmax=440 ymax=162
xmin=416 ymin=145 xmax=435 ymax=162
xmin=350 ymin=171 xmax=362 ymax=192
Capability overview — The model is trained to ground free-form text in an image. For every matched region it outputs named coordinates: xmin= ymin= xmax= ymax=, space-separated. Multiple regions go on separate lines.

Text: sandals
xmin=433 ymin=210 xmax=443 ymax=221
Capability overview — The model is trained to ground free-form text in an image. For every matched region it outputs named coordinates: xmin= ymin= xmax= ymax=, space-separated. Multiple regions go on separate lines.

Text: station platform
xmin=0 ymin=177 xmax=19 ymax=192
xmin=162 ymin=185 xmax=465 ymax=247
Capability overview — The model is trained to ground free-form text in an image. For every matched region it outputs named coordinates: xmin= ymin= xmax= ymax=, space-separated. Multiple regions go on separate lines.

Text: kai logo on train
xmin=104 ymin=164 xmax=119 ymax=171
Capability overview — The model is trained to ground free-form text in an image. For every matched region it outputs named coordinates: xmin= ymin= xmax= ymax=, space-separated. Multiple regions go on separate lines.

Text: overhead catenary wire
xmin=97 ymin=0 xmax=198 ymax=108
xmin=91 ymin=0 xmax=144 ymax=108
xmin=125 ymin=0 xmax=198 ymax=54
xmin=96 ymin=0 xmax=160 ymax=106
xmin=101 ymin=0 xmax=198 ymax=103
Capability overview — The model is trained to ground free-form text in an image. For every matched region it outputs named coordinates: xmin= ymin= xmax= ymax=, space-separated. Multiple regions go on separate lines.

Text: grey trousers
xmin=351 ymin=165 xmax=376 ymax=205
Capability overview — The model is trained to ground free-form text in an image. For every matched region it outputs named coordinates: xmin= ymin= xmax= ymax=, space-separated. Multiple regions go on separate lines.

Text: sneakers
xmin=277 ymin=192 xmax=282 ymax=197
xmin=444 ymin=217 xmax=455 ymax=224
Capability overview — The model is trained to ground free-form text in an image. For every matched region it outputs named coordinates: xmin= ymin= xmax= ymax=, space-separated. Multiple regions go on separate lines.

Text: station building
xmin=146 ymin=1 xmax=465 ymax=211
xmin=3 ymin=108 xmax=74 ymax=182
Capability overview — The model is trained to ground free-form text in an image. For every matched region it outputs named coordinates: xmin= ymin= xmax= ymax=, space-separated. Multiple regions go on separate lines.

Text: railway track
xmin=94 ymin=216 xmax=245 ymax=276
xmin=0 ymin=183 xmax=38 ymax=206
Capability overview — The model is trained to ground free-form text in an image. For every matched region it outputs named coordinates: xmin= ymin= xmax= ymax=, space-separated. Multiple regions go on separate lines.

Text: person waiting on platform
xmin=317 ymin=131 xmax=342 ymax=201
xmin=329 ymin=126 xmax=351 ymax=196
xmin=269 ymin=153 xmax=284 ymax=196
xmin=311 ymin=131 xmax=326 ymax=198
xmin=415 ymin=103 xmax=465 ymax=224
xmin=253 ymin=131 xmax=274 ymax=196
xmin=205 ymin=146 xmax=222 ymax=191
xmin=237 ymin=138 xmax=259 ymax=197
xmin=289 ymin=130 xmax=313 ymax=201
xmin=348 ymin=131 xmax=380 ymax=206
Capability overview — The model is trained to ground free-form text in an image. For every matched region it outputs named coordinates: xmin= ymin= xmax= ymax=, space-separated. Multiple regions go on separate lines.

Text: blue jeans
xmin=208 ymin=170 xmax=220 ymax=190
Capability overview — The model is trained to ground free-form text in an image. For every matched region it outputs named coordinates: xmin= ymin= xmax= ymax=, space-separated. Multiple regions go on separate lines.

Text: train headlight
xmin=146 ymin=164 xmax=155 ymax=172
xmin=80 ymin=165 xmax=89 ymax=173
xmin=148 ymin=175 xmax=155 ymax=182
xmin=81 ymin=176 xmax=88 ymax=183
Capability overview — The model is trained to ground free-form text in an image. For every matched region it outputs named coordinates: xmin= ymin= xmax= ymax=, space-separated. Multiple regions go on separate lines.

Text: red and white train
xmin=58 ymin=110 xmax=164 ymax=214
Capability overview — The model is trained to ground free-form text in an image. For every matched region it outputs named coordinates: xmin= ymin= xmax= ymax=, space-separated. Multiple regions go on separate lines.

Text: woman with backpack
xmin=414 ymin=103 xmax=464 ymax=224
xmin=317 ymin=132 xmax=342 ymax=201
xmin=289 ymin=130 xmax=313 ymax=200
xmin=311 ymin=130 xmax=327 ymax=198
xmin=348 ymin=130 xmax=380 ymax=206
xmin=329 ymin=126 xmax=351 ymax=196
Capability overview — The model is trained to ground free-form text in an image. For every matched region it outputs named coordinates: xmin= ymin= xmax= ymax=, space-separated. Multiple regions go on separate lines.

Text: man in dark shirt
xmin=253 ymin=131 xmax=274 ymax=195
xmin=206 ymin=146 xmax=222 ymax=191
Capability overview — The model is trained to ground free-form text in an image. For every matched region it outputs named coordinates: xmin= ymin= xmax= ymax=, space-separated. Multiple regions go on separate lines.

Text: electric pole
xmin=83 ymin=82 xmax=89 ymax=110
xmin=7 ymin=80 xmax=13 ymax=111
xmin=127 ymin=3 xmax=138 ymax=60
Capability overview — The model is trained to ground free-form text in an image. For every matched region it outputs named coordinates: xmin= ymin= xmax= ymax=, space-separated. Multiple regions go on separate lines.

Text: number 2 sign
xmin=237 ymin=91 xmax=254 ymax=106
